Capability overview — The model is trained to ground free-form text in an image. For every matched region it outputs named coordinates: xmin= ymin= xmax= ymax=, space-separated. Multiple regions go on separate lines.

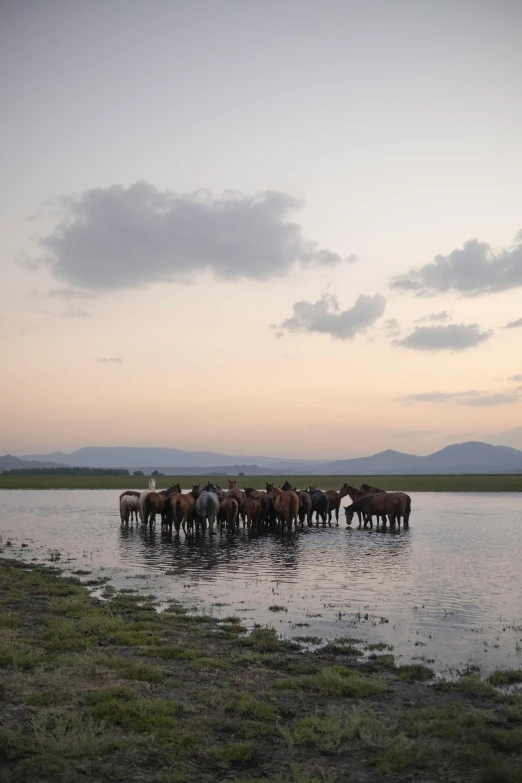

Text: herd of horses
xmin=118 ymin=480 xmax=412 ymax=536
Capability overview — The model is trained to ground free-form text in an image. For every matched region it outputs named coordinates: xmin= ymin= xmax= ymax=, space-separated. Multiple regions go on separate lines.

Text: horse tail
xmin=405 ymin=495 xmax=411 ymax=524
xmin=175 ymin=498 xmax=184 ymax=531
xmin=119 ymin=498 xmax=125 ymax=524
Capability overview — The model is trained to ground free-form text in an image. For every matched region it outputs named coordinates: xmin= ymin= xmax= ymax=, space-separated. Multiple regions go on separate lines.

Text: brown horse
xmin=119 ymin=490 xmax=141 ymax=501
xmin=273 ymin=487 xmax=299 ymax=531
xmin=144 ymin=485 xmax=181 ymax=528
xmin=225 ymin=479 xmax=244 ymax=506
xmin=218 ymin=498 xmax=239 ymax=532
xmin=325 ymin=483 xmax=350 ymax=524
xmin=360 ymin=484 xmax=411 ymax=525
xmin=345 ymin=493 xmax=402 ymax=528
xmin=168 ymin=486 xmax=200 ymax=535
xmin=239 ymin=497 xmax=262 ymax=530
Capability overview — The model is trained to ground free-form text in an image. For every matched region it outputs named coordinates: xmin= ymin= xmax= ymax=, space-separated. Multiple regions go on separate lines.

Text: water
xmin=1 ymin=490 xmax=521 ymax=674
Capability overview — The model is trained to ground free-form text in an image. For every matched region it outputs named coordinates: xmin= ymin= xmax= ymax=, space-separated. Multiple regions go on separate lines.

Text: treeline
xmin=2 ymin=467 xmax=130 ymax=476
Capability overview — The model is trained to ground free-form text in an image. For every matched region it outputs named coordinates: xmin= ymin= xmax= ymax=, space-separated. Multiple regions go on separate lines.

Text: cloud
xmin=390 ymin=231 xmax=522 ymax=296
xmin=45 ymin=308 xmax=92 ymax=318
xmin=48 ymin=288 xmax=96 ymax=300
xmin=404 ymin=390 xmax=520 ymax=406
xmin=395 ymin=323 xmax=492 ymax=351
xmin=504 ymin=317 xmax=522 ymax=329
xmin=414 ymin=310 xmax=451 ymax=323
xmin=278 ymin=293 xmax=386 ymax=340
xmin=509 ymin=374 xmax=522 ymax=381
xmin=274 ymin=331 xmax=285 ymax=339
xmin=96 ymin=357 xmax=123 ymax=363
xmin=29 ymin=182 xmax=352 ymax=291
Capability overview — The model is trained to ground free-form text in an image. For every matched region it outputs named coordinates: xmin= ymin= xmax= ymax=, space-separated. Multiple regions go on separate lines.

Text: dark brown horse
xmin=273 ymin=487 xmax=299 ymax=531
xmin=298 ymin=491 xmax=313 ymax=526
xmin=144 ymin=485 xmax=181 ymax=528
xmin=308 ymin=487 xmax=330 ymax=526
xmin=218 ymin=498 xmax=239 ymax=532
xmin=360 ymin=484 xmax=411 ymax=525
xmin=345 ymin=493 xmax=402 ymax=528
xmin=325 ymin=483 xmax=350 ymax=524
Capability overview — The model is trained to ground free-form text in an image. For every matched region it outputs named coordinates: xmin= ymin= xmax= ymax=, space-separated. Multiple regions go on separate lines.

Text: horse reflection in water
xmin=118 ymin=513 xmax=411 ymax=590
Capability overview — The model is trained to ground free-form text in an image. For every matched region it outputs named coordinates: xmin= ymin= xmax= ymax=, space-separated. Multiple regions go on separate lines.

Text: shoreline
xmin=1 ymin=473 xmax=522 ymax=491
xmin=1 ymin=557 xmax=522 ymax=782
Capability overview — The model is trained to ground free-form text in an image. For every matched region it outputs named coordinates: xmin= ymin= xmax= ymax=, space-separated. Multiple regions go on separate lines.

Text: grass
xmin=275 ymin=665 xmax=385 ymax=698
xmin=2 ymin=473 xmax=522 ymax=491
xmin=3 ymin=556 xmax=522 ymax=783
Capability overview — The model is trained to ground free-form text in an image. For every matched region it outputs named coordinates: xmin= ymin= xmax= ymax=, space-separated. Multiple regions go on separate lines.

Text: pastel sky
xmin=1 ymin=0 xmax=521 ymax=458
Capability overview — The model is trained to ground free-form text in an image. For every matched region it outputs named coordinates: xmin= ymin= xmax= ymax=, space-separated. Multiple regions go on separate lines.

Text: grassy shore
xmin=1 ymin=558 xmax=522 ymax=782
xmin=1 ymin=473 xmax=521 ymax=491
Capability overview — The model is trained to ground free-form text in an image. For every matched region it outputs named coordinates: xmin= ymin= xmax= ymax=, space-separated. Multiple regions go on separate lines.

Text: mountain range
xmin=2 ymin=440 xmax=521 ymax=474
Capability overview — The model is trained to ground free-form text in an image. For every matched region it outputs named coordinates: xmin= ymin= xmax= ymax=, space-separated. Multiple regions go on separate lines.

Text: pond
xmin=1 ymin=489 xmax=521 ymax=675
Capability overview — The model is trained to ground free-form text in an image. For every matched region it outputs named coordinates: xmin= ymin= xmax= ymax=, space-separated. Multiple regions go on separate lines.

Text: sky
xmin=1 ymin=0 xmax=521 ymax=459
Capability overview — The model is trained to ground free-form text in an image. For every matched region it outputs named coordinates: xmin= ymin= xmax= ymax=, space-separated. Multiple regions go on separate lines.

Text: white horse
xmin=120 ymin=495 xmax=140 ymax=525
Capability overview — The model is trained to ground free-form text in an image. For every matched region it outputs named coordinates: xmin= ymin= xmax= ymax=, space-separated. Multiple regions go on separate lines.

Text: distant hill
xmin=15 ymin=441 xmax=522 ymax=475
xmin=23 ymin=446 xmax=323 ymax=471
xmin=0 ymin=455 xmax=64 ymax=473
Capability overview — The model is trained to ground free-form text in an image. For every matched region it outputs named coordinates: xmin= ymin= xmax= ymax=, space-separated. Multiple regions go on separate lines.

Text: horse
xmin=143 ymin=485 xmax=181 ymax=528
xmin=308 ymin=487 xmax=330 ymax=525
xmin=168 ymin=485 xmax=200 ymax=535
xmin=345 ymin=493 xmax=402 ymax=528
xmin=281 ymin=480 xmax=297 ymax=492
xmin=298 ymin=491 xmax=313 ymax=526
xmin=325 ymin=483 xmax=350 ymax=525
xmin=202 ymin=483 xmax=225 ymax=500
xmin=119 ymin=490 xmax=141 ymax=501
xmin=225 ymin=479 xmax=243 ymax=506
xmin=240 ymin=497 xmax=262 ymax=530
xmin=120 ymin=494 xmax=139 ymax=525
xmin=360 ymin=484 xmax=412 ymax=525
xmin=195 ymin=491 xmax=220 ymax=534
xmin=244 ymin=489 xmax=272 ymax=524
xmin=272 ymin=487 xmax=299 ymax=531
xmin=218 ymin=498 xmax=239 ymax=532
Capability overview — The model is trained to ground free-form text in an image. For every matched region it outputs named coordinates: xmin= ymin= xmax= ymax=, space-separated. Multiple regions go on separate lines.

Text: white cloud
xmin=395 ymin=323 xmax=492 ymax=351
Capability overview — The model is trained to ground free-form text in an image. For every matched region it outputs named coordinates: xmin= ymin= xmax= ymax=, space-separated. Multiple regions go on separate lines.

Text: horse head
xmin=191 ymin=484 xmax=200 ymax=498
xmin=265 ymin=483 xmax=274 ymax=493
xmin=227 ymin=479 xmax=237 ymax=488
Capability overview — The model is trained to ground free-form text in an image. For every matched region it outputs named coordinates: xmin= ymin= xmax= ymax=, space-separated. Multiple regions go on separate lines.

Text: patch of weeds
xmin=323 ymin=640 xmax=363 ymax=656
xmin=269 ymin=605 xmax=288 ymax=612
xmin=455 ymin=674 xmax=498 ymax=698
xmin=240 ymin=627 xmax=292 ymax=653
xmin=71 ymin=569 xmax=92 ymax=576
xmin=190 ymin=657 xmax=232 ymax=670
xmin=225 ymin=692 xmax=277 ymax=722
xmin=84 ymin=686 xmax=136 ymax=705
xmin=361 ymin=654 xmax=396 ymax=673
xmin=140 ymin=644 xmax=201 ymax=660
xmin=488 ymin=669 xmax=522 ymax=687
xmin=0 ymin=641 xmax=45 ymax=670
xmin=371 ymin=734 xmax=419 ymax=772
xmin=235 ymin=767 xmax=337 ymax=783
xmin=478 ymin=763 xmax=522 ymax=783
xmin=367 ymin=642 xmax=393 ymax=651
xmin=89 ymin=695 xmax=181 ymax=731
xmin=120 ymin=662 xmax=163 ymax=682
xmin=27 ymin=687 xmax=72 ymax=706
xmin=275 ymin=665 xmax=384 ymax=698
xmin=0 ymin=613 xmax=20 ymax=629
xmin=207 ymin=741 xmax=255 ymax=767
xmin=396 ymin=664 xmax=434 ymax=681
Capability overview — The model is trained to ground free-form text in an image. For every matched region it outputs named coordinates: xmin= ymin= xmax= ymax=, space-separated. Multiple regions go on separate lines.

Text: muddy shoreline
xmin=1 ymin=557 xmax=522 ymax=782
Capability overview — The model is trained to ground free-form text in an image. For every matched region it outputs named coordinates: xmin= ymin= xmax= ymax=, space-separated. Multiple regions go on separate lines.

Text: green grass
xmin=275 ymin=665 xmax=385 ymax=698
xmin=1 ymin=473 xmax=522 ymax=491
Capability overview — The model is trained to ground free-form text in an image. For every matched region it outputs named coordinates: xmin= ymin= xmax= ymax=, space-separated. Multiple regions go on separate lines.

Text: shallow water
xmin=1 ymin=489 xmax=521 ymax=674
